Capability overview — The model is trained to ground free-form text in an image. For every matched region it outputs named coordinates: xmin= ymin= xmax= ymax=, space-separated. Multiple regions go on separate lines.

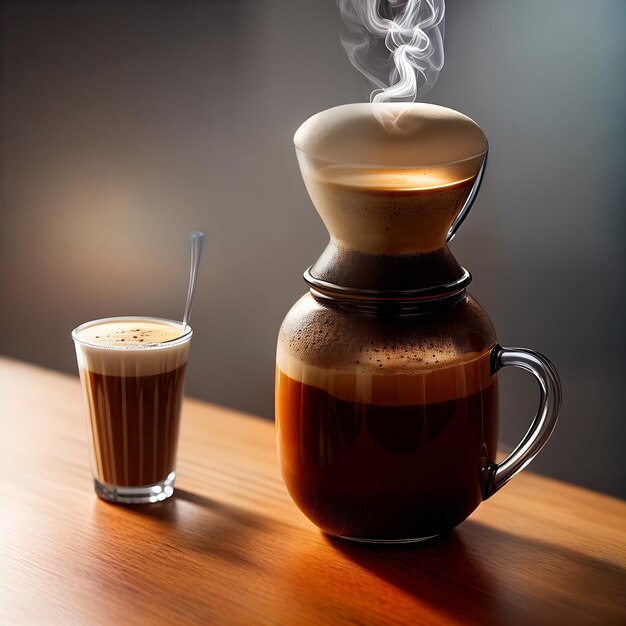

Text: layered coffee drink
xmin=73 ymin=317 xmax=191 ymax=503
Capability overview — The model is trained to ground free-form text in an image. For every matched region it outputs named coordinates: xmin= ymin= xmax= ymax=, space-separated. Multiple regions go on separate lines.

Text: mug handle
xmin=482 ymin=344 xmax=562 ymax=499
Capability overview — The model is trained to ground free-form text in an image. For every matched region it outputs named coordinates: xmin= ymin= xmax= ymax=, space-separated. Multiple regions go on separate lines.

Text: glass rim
xmin=71 ymin=316 xmax=193 ymax=351
xmin=294 ymin=144 xmax=489 ymax=171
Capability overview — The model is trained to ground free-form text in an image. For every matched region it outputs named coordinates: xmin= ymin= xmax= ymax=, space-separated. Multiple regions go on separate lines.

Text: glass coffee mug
xmin=275 ymin=103 xmax=562 ymax=543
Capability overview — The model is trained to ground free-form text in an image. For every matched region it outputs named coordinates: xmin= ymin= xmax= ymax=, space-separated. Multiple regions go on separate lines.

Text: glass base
xmin=94 ymin=471 xmax=176 ymax=504
xmin=336 ymin=533 xmax=440 ymax=545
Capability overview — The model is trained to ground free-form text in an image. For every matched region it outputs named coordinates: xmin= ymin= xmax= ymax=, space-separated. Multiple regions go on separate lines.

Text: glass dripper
xmin=294 ymin=102 xmax=488 ymax=297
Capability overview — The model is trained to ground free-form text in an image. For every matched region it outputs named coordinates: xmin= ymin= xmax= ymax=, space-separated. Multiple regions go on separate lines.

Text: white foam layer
xmin=73 ymin=318 xmax=191 ymax=377
xmin=294 ymin=103 xmax=488 ymax=167
xmin=77 ymin=319 xmax=183 ymax=347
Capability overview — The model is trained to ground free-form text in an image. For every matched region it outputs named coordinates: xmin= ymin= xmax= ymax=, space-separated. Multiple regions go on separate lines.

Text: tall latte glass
xmin=72 ymin=317 xmax=192 ymax=504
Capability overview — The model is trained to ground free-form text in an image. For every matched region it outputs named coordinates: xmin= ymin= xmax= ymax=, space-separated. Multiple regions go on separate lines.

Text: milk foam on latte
xmin=77 ymin=319 xmax=182 ymax=348
xmin=276 ymin=293 xmax=496 ymax=406
xmin=73 ymin=318 xmax=190 ymax=377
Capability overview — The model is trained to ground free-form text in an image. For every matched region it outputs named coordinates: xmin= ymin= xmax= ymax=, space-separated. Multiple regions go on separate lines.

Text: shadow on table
xmin=98 ymin=490 xmax=625 ymax=624
xmin=139 ymin=488 xmax=270 ymax=528
xmin=108 ymin=488 xmax=289 ymax=570
xmin=324 ymin=520 xmax=626 ymax=625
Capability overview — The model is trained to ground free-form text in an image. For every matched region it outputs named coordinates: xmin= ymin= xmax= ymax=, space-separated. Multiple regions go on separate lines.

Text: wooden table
xmin=1 ymin=357 xmax=624 ymax=625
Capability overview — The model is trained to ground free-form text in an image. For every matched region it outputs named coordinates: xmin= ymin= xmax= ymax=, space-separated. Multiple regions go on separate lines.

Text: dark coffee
xmin=82 ymin=365 xmax=187 ymax=487
xmin=276 ymin=361 xmax=498 ymax=540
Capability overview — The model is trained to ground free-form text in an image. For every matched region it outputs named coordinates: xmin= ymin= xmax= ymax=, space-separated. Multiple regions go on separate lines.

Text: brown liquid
xmin=306 ymin=176 xmax=476 ymax=293
xmin=276 ymin=364 xmax=498 ymax=540
xmin=316 ymin=176 xmax=476 ymax=252
xmin=81 ymin=364 xmax=187 ymax=487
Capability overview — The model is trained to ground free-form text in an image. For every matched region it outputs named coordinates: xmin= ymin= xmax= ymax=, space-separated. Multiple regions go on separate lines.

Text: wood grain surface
xmin=1 ymin=357 xmax=624 ymax=625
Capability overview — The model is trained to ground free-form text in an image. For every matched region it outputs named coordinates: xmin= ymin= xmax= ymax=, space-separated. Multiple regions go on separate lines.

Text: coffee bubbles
xmin=77 ymin=319 xmax=182 ymax=348
xmin=74 ymin=318 xmax=189 ymax=378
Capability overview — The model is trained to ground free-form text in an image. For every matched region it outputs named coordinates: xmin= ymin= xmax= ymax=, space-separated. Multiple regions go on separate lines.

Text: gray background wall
xmin=1 ymin=0 xmax=624 ymax=498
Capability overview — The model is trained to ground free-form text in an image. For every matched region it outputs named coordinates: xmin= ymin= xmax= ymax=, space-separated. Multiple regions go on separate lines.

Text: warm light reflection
xmin=321 ymin=168 xmax=474 ymax=191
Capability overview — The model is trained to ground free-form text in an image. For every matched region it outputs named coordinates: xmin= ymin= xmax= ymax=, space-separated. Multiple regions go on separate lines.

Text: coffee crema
xmin=77 ymin=319 xmax=183 ymax=348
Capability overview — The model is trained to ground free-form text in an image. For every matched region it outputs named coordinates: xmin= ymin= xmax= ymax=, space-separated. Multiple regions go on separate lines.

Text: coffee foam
xmin=73 ymin=319 xmax=190 ymax=377
xmin=294 ymin=103 xmax=487 ymax=167
xmin=77 ymin=320 xmax=183 ymax=347
xmin=276 ymin=294 xmax=497 ymax=405
xmin=304 ymin=176 xmax=476 ymax=255
xmin=276 ymin=350 xmax=493 ymax=407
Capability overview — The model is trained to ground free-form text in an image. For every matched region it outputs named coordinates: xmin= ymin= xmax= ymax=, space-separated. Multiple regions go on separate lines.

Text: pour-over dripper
xmin=294 ymin=103 xmax=488 ymax=297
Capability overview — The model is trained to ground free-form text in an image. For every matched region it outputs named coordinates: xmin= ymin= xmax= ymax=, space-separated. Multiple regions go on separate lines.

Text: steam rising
xmin=337 ymin=0 xmax=445 ymax=105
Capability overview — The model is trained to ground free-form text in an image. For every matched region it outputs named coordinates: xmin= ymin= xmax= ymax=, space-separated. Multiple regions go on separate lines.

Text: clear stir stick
xmin=181 ymin=231 xmax=204 ymax=332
